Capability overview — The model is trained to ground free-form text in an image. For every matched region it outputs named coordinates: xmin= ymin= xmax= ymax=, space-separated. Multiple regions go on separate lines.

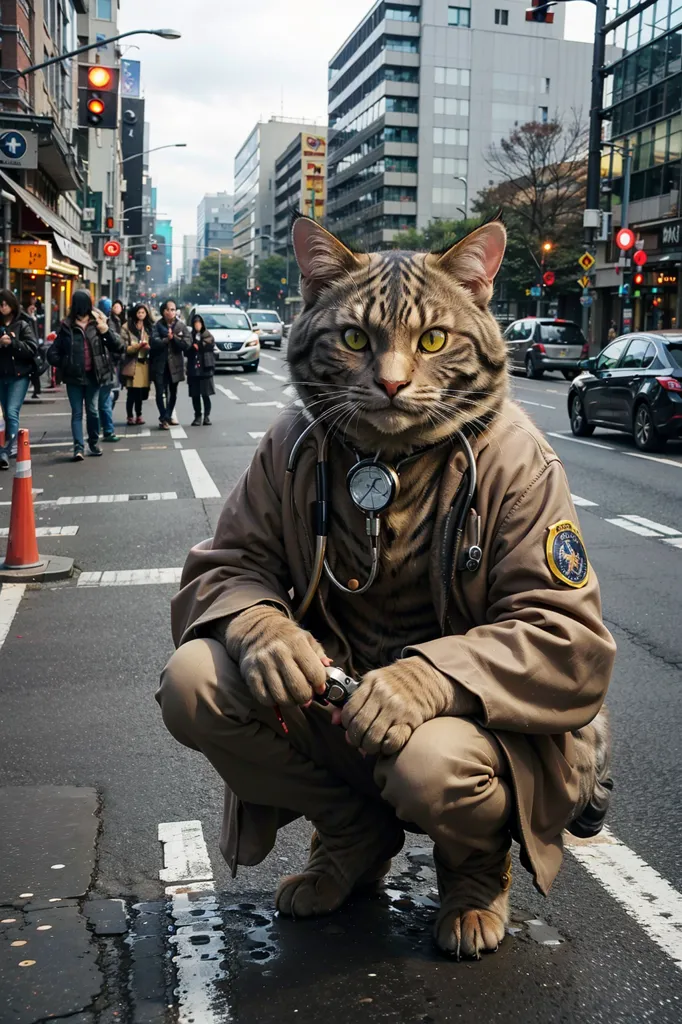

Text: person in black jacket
xmin=187 ymin=314 xmax=215 ymax=425
xmin=0 ymin=289 xmax=38 ymax=470
xmin=150 ymin=299 xmax=190 ymax=429
xmin=47 ymin=290 xmax=123 ymax=462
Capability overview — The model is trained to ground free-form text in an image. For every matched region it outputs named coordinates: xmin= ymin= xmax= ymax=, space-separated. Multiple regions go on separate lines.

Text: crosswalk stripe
xmin=606 ymin=517 xmax=661 ymax=537
xmin=1 ymin=492 xmax=179 ymax=507
xmin=0 ymin=583 xmax=25 ymax=650
xmin=216 ymin=385 xmax=240 ymax=401
xmin=77 ymin=568 xmax=182 ymax=587
xmin=170 ymin=425 xmax=188 ymax=439
xmin=620 ymin=514 xmax=680 ymax=536
xmin=0 ymin=526 xmax=78 ymax=537
xmin=180 ymin=450 xmax=221 ymax=499
xmin=571 ymin=494 xmax=599 ymax=508
xmin=158 ymin=820 xmax=213 ymax=883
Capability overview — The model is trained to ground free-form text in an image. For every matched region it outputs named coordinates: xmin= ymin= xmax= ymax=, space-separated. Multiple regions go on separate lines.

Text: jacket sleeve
xmin=46 ymin=325 xmax=66 ymax=367
xmin=408 ymin=459 xmax=616 ymax=735
xmin=149 ymin=323 xmax=166 ymax=353
xmin=170 ymin=427 xmax=294 ymax=646
xmin=102 ymin=325 xmax=124 ymax=355
xmin=202 ymin=331 xmax=215 ymax=349
xmin=11 ymin=318 xmax=38 ymax=359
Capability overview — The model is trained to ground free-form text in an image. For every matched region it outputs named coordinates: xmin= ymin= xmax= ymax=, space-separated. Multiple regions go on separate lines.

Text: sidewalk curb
xmin=0 ymin=554 xmax=74 ymax=583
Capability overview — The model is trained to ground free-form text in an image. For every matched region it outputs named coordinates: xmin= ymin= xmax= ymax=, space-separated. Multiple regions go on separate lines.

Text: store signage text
xmin=9 ymin=243 xmax=49 ymax=270
xmin=659 ymin=220 xmax=682 ymax=250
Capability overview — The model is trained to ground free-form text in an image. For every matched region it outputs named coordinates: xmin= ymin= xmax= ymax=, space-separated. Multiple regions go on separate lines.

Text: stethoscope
xmin=287 ymin=415 xmax=483 ymax=622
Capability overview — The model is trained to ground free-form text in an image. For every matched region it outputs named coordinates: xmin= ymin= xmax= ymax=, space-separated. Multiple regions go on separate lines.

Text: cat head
xmin=287 ymin=216 xmax=508 ymax=455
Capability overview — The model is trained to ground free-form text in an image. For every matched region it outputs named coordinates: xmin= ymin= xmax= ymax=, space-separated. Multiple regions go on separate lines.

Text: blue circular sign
xmin=0 ymin=131 xmax=27 ymax=160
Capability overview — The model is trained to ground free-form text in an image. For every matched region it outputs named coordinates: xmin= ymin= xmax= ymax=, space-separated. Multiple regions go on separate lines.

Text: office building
xmin=326 ymin=0 xmax=596 ymax=249
xmin=234 ymin=117 xmax=326 ymax=279
xmin=196 ymin=193 xmax=234 ymax=257
xmin=274 ymin=130 xmax=328 ymax=254
xmin=592 ymin=0 xmax=682 ymax=336
xmin=182 ymin=233 xmax=198 ymax=286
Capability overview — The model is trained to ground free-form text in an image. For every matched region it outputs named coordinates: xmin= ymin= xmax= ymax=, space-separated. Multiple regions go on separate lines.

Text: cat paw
xmin=434 ymin=906 xmax=507 ymax=959
xmin=275 ymin=870 xmax=348 ymax=918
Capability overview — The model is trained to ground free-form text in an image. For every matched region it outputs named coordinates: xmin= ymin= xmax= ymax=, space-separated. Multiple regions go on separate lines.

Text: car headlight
xmin=245 ymin=337 xmax=259 ymax=348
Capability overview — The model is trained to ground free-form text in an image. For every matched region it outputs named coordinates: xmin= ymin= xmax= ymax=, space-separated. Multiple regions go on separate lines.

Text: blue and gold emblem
xmin=546 ymin=520 xmax=589 ymax=588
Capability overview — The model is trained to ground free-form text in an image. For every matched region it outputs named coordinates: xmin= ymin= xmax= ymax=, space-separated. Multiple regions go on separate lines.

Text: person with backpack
xmin=47 ymin=290 xmax=124 ymax=461
xmin=0 ymin=289 xmax=38 ymax=470
xmin=187 ymin=313 xmax=215 ymax=426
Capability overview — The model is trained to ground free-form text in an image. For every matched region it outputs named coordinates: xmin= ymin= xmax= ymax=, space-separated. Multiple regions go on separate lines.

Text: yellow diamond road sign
xmin=578 ymin=252 xmax=595 ymax=271
xmin=578 ymin=275 xmax=590 ymax=289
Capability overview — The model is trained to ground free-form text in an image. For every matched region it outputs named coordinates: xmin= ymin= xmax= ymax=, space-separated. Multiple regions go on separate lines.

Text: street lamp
xmin=120 ymin=143 xmax=187 ymax=166
xmin=2 ymin=28 xmax=181 ymax=86
xmin=453 ymin=176 xmax=468 ymax=218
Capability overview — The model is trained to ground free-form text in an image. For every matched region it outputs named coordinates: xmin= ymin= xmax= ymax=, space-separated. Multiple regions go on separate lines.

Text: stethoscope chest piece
xmin=346 ymin=459 xmax=400 ymax=514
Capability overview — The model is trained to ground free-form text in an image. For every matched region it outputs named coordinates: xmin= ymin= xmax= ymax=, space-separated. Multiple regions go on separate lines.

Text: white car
xmin=190 ymin=305 xmax=260 ymax=373
xmin=247 ymin=309 xmax=283 ymax=349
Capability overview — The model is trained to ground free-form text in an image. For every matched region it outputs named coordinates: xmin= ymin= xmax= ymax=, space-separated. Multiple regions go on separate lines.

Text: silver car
xmin=248 ymin=309 xmax=283 ymax=349
xmin=189 ymin=305 xmax=260 ymax=373
xmin=504 ymin=318 xmax=588 ymax=380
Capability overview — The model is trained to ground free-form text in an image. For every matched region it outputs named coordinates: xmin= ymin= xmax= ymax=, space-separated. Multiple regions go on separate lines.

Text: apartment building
xmin=273 ymin=130 xmax=327 ymax=254
xmin=592 ymin=0 xmax=682 ymax=336
xmin=326 ymin=0 xmax=595 ymax=249
xmin=233 ymin=117 xmax=325 ymax=279
xmin=196 ymin=192 xmax=234 ymax=257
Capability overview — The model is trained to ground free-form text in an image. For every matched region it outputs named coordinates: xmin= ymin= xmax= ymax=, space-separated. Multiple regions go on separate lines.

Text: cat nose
xmin=377 ymin=378 xmax=410 ymax=399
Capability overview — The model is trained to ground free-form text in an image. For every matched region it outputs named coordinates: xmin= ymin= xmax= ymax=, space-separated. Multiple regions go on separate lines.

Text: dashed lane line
xmin=248 ymin=401 xmax=285 ymax=409
xmin=606 ymin=515 xmax=681 ymax=540
xmin=619 ymin=514 xmax=680 ymax=536
xmin=0 ymin=584 xmax=25 ymax=650
xmin=606 ymin=517 xmax=662 ymax=538
xmin=567 ymin=828 xmax=682 ymax=972
xmin=180 ymin=449 xmax=221 ymax=499
xmin=159 ymin=820 xmax=229 ymax=1022
xmin=547 ymin=431 xmax=614 ymax=451
xmin=238 ymin=378 xmax=264 ymax=392
xmin=623 ymin=451 xmax=682 ymax=469
xmin=517 ymin=399 xmax=557 ymax=410
xmin=170 ymin=424 xmax=188 ymax=440
xmin=571 ymin=494 xmax=599 ymax=507
xmin=258 ymin=366 xmax=289 ymax=382
xmin=78 ymin=568 xmax=182 ymax=587
xmin=260 ymin=352 xmax=277 ymax=361
xmin=0 ymin=525 xmax=78 ymax=538
xmin=216 ymin=384 xmax=240 ymax=401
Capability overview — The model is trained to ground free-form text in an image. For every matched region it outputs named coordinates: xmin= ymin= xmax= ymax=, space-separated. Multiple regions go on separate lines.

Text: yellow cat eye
xmin=343 ymin=328 xmax=369 ymax=352
xmin=419 ymin=329 xmax=447 ymax=353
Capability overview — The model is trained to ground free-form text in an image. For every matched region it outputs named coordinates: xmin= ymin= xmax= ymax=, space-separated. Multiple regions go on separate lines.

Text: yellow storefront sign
xmin=10 ymin=242 xmax=50 ymax=270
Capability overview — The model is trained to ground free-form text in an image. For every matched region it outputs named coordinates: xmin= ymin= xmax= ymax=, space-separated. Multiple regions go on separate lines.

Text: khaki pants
xmin=157 ymin=639 xmax=512 ymax=873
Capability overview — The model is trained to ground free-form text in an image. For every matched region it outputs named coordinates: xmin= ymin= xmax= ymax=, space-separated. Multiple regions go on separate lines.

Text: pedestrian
xmin=607 ymin=320 xmax=617 ymax=343
xmin=23 ymin=300 xmax=45 ymax=400
xmin=187 ymin=314 xmax=215 ymax=426
xmin=110 ymin=299 xmax=125 ymax=334
xmin=150 ymin=298 xmax=190 ymax=430
xmin=0 ymin=288 xmax=38 ymax=470
xmin=120 ymin=302 xmax=152 ymax=425
xmin=98 ymin=306 xmax=123 ymax=444
xmin=47 ymin=289 xmax=123 ymax=462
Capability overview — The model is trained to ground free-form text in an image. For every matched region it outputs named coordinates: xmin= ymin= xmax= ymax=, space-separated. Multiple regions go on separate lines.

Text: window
xmin=96 ymin=0 xmax=112 ymax=19
xmin=539 ymin=106 xmax=549 ymax=123
xmin=384 ymin=156 xmax=418 ymax=173
xmin=621 ymin=338 xmax=655 ymax=368
xmin=448 ymin=6 xmax=471 ymax=27
xmin=385 ymin=5 xmax=419 ymax=21
xmin=596 ymin=338 xmax=628 ymax=370
xmin=434 ymin=67 xmax=470 ymax=87
xmin=386 ymin=96 xmax=419 ymax=113
xmin=434 ymin=97 xmax=467 ymax=116
xmin=385 ymin=36 xmax=419 ymax=52
xmin=432 ymin=157 xmax=468 ymax=175
xmin=541 ymin=77 xmax=551 ymax=93
xmin=433 ymin=127 xmax=469 ymax=146
xmin=495 ymin=9 xmax=509 ymax=25
xmin=432 ymin=185 xmax=467 ymax=205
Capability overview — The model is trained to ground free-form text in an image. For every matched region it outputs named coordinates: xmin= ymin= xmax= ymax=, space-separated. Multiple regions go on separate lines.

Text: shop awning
xmin=53 ymin=232 xmax=96 ymax=271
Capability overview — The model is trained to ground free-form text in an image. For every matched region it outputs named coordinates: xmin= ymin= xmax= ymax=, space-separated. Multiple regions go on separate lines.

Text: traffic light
xmin=151 ymin=241 xmax=159 ymax=251
xmin=633 ymin=249 xmax=648 ymax=267
xmin=221 ymin=272 xmax=228 ymax=280
xmin=633 ymin=272 xmax=644 ymax=286
xmin=78 ymin=64 xmax=120 ymax=129
xmin=542 ymin=241 xmax=553 ymax=253
xmin=526 ymin=0 xmax=554 ymax=23
xmin=105 ymin=206 xmax=114 ymax=231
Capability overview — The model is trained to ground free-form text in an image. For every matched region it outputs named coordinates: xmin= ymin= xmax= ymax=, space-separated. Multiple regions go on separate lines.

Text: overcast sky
xmin=119 ymin=0 xmax=595 ymax=270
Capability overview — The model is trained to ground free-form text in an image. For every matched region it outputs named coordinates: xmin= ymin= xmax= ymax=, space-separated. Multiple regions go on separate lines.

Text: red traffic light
xmin=221 ymin=272 xmax=228 ymax=280
xmin=103 ymin=239 xmax=121 ymax=258
xmin=151 ymin=242 xmax=159 ymax=251
xmin=87 ymin=97 xmax=105 ymax=117
xmin=615 ymin=227 xmax=635 ymax=250
xmin=542 ymin=270 xmax=555 ymax=286
xmin=88 ymin=66 xmax=112 ymax=89
xmin=633 ymin=272 xmax=644 ymax=286
xmin=633 ymin=249 xmax=648 ymax=267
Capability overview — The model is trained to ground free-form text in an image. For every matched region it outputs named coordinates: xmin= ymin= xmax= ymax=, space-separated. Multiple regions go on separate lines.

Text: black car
xmin=568 ymin=331 xmax=682 ymax=451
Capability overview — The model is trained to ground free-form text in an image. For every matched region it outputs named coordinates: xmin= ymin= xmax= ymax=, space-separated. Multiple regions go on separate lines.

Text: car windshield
xmin=539 ymin=323 xmax=584 ymax=345
xmin=201 ymin=313 xmax=250 ymax=330
xmin=250 ymin=312 xmax=279 ymax=323
xmin=664 ymin=341 xmax=682 ymax=368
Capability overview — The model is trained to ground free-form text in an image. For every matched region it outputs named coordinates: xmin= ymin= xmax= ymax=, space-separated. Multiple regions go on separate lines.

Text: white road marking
xmin=77 ymin=567 xmax=182 ymax=587
xmin=258 ymin=366 xmax=275 ymax=375
xmin=518 ymin=399 xmax=540 ymax=406
xmin=664 ymin=537 xmax=682 ymax=548
xmin=260 ymin=352 xmax=277 ymax=361
xmin=282 ymin=384 xmax=296 ymax=397
xmin=248 ymin=401 xmax=285 ymax=409
xmin=606 ymin=517 xmax=661 ymax=537
xmin=173 ymin=440 xmax=183 ymax=450
xmin=238 ymin=379 xmax=264 ymax=392
xmin=21 ymin=411 xmax=70 ymax=417
xmin=181 ymin=449 xmax=221 ymax=499
xmin=123 ymin=428 xmax=151 ymax=438
xmin=619 ymin=514 xmax=680 ymax=536
xmin=623 ymin=451 xmax=682 ymax=469
xmin=248 ymin=432 xmax=265 ymax=440
xmin=0 ymin=584 xmax=25 ymax=650
xmin=547 ymin=432 xmax=614 ymax=451
xmin=30 ymin=441 xmax=73 ymax=449
xmin=0 ymin=526 xmax=78 ymax=538
xmin=571 ymin=494 xmax=599 ymax=507
xmin=170 ymin=425 xmax=188 ymax=439
xmin=158 ymin=820 xmax=213 ymax=883
xmin=3 ymin=492 xmax=178 ymax=507
xmin=568 ymin=828 xmax=682 ymax=972
xmin=159 ymin=821 xmax=229 ymax=1022
xmin=216 ymin=385 xmax=240 ymax=401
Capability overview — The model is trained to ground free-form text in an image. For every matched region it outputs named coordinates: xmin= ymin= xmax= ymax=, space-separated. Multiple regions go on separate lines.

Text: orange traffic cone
xmin=2 ymin=429 xmax=43 ymax=570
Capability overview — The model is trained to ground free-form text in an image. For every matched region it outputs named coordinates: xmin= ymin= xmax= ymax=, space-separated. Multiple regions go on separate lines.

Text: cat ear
xmin=292 ymin=217 xmax=361 ymax=301
xmin=432 ymin=221 xmax=507 ymax=307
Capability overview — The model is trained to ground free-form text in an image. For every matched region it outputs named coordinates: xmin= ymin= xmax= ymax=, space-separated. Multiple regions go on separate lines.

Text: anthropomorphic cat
xmin=158 ymin=216 xmax=615 ymax=959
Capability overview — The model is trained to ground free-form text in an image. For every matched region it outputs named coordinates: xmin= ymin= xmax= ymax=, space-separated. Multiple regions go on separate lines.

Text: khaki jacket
xmin=171 ymin=399 xmax=615 ymax=895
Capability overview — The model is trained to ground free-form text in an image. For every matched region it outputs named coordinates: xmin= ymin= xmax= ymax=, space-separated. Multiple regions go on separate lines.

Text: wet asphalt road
xmin=1 ymin=347 xmax=681 ymax=1023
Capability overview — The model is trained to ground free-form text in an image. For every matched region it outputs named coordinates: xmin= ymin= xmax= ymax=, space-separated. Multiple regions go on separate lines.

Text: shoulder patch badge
xmin=546 ymin=520 xmax=589 ymax=588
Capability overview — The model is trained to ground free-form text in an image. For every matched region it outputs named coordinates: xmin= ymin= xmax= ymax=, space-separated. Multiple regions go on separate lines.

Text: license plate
xmin=559 ymin=349 xmax=567 ymax=357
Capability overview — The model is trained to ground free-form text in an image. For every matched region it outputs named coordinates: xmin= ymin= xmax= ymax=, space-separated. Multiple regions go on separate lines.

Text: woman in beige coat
xmin=120 ymin=303 xmax=152 ymax=424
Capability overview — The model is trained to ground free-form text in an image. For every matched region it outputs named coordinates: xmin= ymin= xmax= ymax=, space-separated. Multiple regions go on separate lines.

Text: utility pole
xmin=2 ymin=190 xmax=16 ymax=290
